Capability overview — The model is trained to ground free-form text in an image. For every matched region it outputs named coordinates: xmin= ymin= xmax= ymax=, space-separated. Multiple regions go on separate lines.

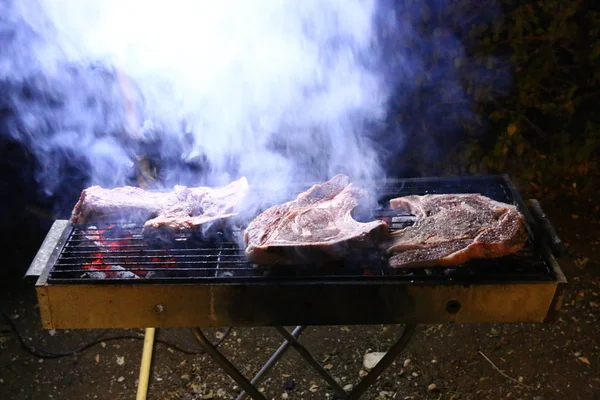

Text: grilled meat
xmin=385 ymin=193 xmax=528 ymax=268
xmin=70 ymin=177 xmax=250 ymax=234
xmin=244 ymin=174 xmax=389 ymax=265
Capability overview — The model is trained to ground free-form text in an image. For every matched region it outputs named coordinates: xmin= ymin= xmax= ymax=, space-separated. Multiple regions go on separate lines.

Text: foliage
xmin=392 ymin=0 xmax=600 ymax=197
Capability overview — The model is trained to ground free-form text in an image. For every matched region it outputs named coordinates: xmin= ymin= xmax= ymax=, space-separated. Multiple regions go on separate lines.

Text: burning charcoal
xmin=82 ymin=271 xmax=107 ymax=279
xmin=82 ymin=266 xmax=139 ymax=279
xmin=110 ymin=266 xmax=140 ymax=279
xmin=144 ymin=229 xmax=188 ymax=247
xmin=80 ymin=224 xmax=139 ymax=248
xmin=144 ymin=221 xmax=236 ymax=248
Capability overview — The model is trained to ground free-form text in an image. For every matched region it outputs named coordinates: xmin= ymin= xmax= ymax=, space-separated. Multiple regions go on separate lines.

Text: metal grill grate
xmin=47 ymin=175 xmax=555 ymax=284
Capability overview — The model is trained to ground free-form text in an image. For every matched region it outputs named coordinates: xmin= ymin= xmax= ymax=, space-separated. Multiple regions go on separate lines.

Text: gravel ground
xmin=0 ymin=196 xmax=598 ymax=400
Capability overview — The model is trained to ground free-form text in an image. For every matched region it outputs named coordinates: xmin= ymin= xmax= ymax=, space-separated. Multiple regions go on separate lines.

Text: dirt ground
xmin=1 ymin=193 xmax=599 ymax=400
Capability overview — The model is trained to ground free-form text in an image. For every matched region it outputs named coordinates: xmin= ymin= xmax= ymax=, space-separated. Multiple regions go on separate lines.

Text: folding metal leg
xmin=236 ymin=326 xmax=306 ymax=400
xmin=275 ymin=326 xmax=347 ymax=397
xmin=275 ymin=325 xmax=416 ymax=400
xmin=193 ymin=326 xmax=306 ymax=400
xmin=345 ymin=324 xmax=416 ymax=400
xmin=192 ymin=328 xmax=268 ymax=400
xmin=193 ymin=325 xmax=417 ymax=400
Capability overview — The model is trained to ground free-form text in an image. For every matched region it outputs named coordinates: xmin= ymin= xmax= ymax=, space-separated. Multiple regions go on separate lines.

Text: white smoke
xmin=3 ymin=0 xmax=392 ymax=203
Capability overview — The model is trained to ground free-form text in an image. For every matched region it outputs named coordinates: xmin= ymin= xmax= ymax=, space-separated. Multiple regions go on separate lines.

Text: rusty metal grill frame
xmin=31 ymin=174 xmax=567 ymax=330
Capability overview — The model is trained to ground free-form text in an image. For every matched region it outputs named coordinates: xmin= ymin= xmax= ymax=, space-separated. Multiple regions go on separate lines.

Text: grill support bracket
xmin=236 ymin=326 xmax=306 ymax=400
xmin=193 ymin=328 xmax=268 ymax=400
xmin=274 ymin=326 xmax=348 ymax=397
xmin=192 ymin=325 xmax=417 ymax=400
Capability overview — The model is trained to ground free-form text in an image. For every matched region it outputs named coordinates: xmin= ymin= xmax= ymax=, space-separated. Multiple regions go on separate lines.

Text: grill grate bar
xmin=62 ymin=245 xmax=238 ymax=250
xmin=49 ymin=263 xmax=544 ymax=273
xmin=54 ymin=260 xmax=249 ymax=267
xmin=68 ymin=237 xmax=146 ymax=243
xmin=65 ymin=244 xmax=147 ymax=249
xmin=58 ymin=251 xmax=244 ymax=258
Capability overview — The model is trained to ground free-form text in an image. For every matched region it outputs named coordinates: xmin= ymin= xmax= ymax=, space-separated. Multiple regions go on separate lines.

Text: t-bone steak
xmin=70 ymin=177 xmax=250 ymax=234
xmin=243 ymin=174 xmax=389 ymax=265
xmin=384 ymin=193 xmax=528 ymax=268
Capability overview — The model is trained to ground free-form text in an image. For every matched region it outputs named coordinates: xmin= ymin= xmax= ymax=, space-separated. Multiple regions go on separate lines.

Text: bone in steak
xmin=385 ymin=193 xmax=528 ymax=268
xmin=244 ymin=174 xmax=389 ymax=265
xmin=70 ymin=177 xmax=249 ymax=234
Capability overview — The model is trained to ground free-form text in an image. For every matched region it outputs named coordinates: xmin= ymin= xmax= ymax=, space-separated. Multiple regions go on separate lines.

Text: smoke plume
xmin=2 ymin=0 xmax=392 ymax=208
xmin=0 ymin=0 xmax=506 ymax=217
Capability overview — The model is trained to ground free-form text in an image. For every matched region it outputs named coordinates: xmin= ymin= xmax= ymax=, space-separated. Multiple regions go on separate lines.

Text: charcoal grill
xmin=27 ymin=174 xmax=567 ymax=400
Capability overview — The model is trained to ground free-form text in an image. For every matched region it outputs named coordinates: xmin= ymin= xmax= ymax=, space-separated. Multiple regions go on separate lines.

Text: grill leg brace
xmin=275 ymin=326 xmax=348 ymax=397
xmin=345 ymin=324 xmax=417 ymax=400
xmin=236 ymin=326 xmax=306 ymax=400
xmin=193 ymin=325 xmax=417 ymax=400
xmin=192 ymin=328 xmax=268 ymax=400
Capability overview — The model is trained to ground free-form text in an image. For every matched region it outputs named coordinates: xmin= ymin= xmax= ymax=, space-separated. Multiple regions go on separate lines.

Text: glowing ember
xmin=150 ymin=256 xmax=177 ymax=268
xmin=85 ymin=224 xmax=116 ymax=241
xmin=83 ymin=252 xmax=111 ymax=271
xmin=83 ymin=226 xmax=178 ymax=278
